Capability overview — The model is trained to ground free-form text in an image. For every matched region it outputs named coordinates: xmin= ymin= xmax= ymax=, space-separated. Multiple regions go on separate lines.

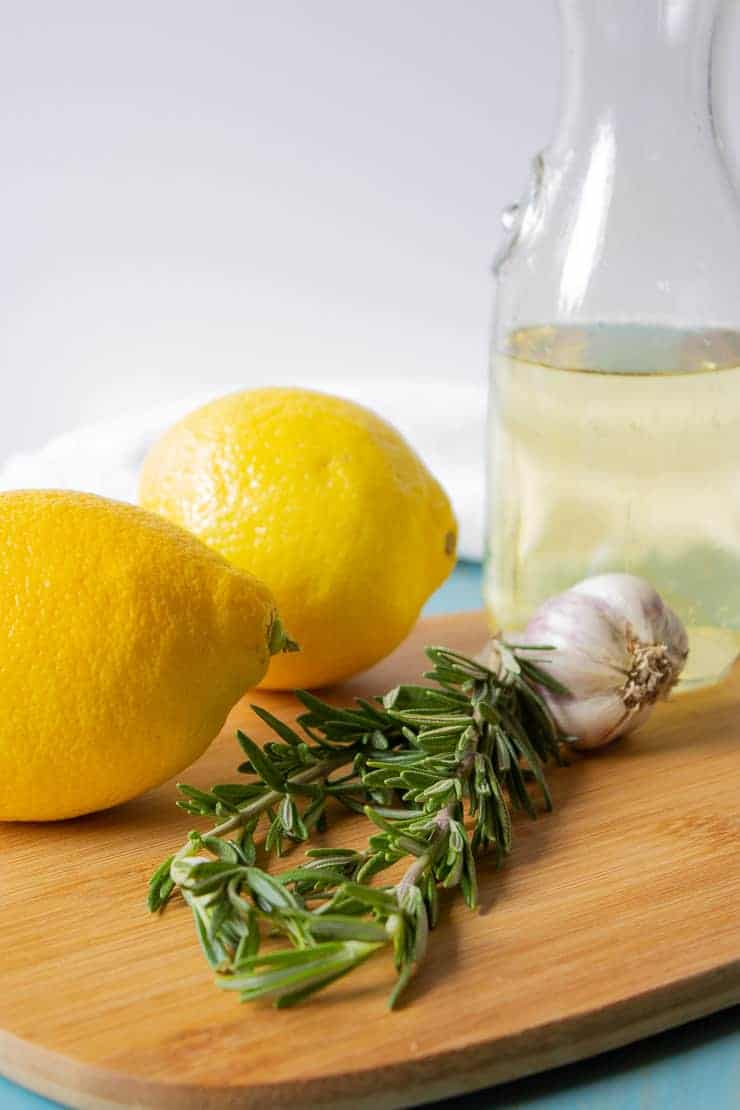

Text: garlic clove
xmin=571 ymin=573 xmax=654 ymax=639
xmin=571 ymin=573 xmax=688 ymax=674
xmin=545 ymin=690 xmax=630 ymax=750
xmin=519 ymin=592 xmax=632 ymax=697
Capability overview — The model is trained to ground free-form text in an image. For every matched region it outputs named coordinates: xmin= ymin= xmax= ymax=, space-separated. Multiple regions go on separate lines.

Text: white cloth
xmin=0 ymin=382 xmax=486 ymax=560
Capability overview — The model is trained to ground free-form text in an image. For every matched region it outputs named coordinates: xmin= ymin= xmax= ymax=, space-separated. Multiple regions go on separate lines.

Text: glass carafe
xmin=486 ymin=0 xmax=740 ymax=687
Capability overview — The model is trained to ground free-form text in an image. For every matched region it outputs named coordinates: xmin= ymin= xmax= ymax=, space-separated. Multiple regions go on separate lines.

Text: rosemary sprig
xmin=148 ymin=643 xmax=568 ymax=1009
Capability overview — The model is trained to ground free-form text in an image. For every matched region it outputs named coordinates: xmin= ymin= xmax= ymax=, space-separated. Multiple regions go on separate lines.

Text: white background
xmin=1 ymin=1 xmax=739 ymax=461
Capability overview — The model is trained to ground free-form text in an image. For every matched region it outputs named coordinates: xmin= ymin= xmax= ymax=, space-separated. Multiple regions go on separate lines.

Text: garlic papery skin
xmin=518 ymin=574 xmax=689 ymax=750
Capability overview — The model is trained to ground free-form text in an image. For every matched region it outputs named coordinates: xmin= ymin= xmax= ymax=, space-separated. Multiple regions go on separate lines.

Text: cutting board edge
xmin=3 ymin=961 xmax=738 ymax=1110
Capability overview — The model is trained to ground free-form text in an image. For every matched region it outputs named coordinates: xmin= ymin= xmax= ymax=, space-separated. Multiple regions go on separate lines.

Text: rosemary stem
xmin=395 ymin=745 xmax=478 ymax=901
xmin=396 ymin=802 xmax=454 ymax=899
xmin=210 ymin=754 xmax=353 ymax=837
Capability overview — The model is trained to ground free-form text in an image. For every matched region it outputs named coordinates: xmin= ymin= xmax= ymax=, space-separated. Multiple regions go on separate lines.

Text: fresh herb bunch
xmin=148 ymin=643 xmax=569 ymax=1009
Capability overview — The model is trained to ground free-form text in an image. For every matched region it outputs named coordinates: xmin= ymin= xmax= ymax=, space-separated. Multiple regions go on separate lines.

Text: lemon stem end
xmin=269 ymin=615 xmax=300 ymax=656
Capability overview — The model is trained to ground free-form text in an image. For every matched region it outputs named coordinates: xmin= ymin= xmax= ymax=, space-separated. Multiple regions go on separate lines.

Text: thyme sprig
xmin=148 ymin=643 xmax=568 ymax=1009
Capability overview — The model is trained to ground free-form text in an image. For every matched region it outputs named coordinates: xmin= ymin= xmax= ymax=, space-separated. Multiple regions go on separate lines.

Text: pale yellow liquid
xmin=485 ymin=325 xmax=740 ymax=687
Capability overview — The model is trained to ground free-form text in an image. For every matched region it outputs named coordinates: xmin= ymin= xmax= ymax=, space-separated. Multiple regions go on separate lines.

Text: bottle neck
xmin=493 ymin=0 xmax=740 ymax=335
xmin=554 ymin=0 xmax=721 ymax=159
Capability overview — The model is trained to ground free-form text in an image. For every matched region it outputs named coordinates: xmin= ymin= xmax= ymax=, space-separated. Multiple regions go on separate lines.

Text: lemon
xmin=139 ymin=387 xmax=457 ymax=689
xmin=0 ymin=490 xmax=287 ymax=821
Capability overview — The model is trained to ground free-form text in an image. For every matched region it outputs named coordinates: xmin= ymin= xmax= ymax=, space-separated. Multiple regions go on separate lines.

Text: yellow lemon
xmin=0 ymin=490 xmax=288 ymax=821
xmin=139 ymin=387 xmax=457 ymax=689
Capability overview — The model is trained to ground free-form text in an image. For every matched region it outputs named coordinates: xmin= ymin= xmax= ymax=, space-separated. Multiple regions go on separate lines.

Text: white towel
xmin=0 ymin=382 xmax=486 ymax=561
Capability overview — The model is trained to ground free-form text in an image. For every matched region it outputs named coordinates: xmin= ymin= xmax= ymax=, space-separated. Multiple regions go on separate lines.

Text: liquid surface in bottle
xmin=486 ymin=324 xmax=740 ymax=687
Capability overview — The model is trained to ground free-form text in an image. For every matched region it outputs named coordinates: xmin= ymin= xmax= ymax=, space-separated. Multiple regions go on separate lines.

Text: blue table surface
xmin=3 ymin=561 xmax=738 ymax=1110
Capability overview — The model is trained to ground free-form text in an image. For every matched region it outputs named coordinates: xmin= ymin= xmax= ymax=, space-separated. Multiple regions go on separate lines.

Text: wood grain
xmin=1 ymin=612 xmax=738 ymax=1110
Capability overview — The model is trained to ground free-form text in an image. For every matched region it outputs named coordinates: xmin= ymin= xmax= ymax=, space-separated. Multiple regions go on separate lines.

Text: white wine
xmin=485 ymin=325 xmax=740 ymax=687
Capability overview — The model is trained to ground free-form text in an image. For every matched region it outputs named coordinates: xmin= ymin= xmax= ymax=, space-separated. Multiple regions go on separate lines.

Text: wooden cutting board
xmin=1 ymin=612 xmax=739 ymax=1110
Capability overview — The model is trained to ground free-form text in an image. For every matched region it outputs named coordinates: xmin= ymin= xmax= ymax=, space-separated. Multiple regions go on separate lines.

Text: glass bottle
xmin=486 ymin=0 xmax=740 ymax=687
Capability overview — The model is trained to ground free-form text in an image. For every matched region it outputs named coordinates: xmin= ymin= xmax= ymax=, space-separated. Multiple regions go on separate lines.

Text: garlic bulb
xmin=518 ymin=573 xmax=689 ymax=749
